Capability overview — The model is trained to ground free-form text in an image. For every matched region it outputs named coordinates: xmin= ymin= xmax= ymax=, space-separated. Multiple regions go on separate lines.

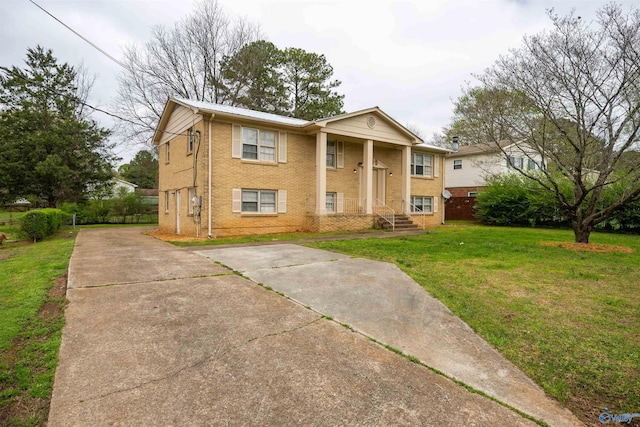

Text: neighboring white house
xmin=112 ymin=178 xmax=138 ymax=196
xmin=445 ymin=141 xmax=544 ymax=198
xmin=87 ymin=178 xmax=138 ymax=199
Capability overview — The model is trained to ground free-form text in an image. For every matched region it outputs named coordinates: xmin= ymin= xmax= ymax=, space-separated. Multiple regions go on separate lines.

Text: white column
xmin=402 ymin=146 xmax=411 ymax=214
xmin=364 ymin=139 xmax=373 ymax=214
xmin=316 ymin=132 xmax=327 ymax=215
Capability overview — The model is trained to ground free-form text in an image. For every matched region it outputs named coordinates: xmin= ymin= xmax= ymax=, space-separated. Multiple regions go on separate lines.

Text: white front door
xmin=176 ymin=190 xmax=181 ymax=235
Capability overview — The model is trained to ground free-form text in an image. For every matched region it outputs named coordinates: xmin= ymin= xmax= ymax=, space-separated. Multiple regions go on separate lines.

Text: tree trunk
xmin=572 ymin=221 xmax=592 ymax=243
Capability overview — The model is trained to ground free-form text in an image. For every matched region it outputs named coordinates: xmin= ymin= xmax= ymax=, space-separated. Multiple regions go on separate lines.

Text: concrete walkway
xmin=48 ymin=228 xmax=578 ymax=426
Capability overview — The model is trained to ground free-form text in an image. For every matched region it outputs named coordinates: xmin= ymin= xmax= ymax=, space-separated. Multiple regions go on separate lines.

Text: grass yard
xmin=307 ymin=225 xmax=640 ymax=425
xmin=0 ymin=225 xmax=75 ymax=426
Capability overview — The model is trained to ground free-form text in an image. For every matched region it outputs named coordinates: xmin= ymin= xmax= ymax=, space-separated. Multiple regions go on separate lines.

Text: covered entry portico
xmin=306 ymin=107 xmax=440 ymax=231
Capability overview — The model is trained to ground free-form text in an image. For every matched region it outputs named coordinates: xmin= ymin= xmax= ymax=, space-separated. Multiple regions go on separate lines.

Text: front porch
xmin=304 ymin=198 xmax=428 ymax=232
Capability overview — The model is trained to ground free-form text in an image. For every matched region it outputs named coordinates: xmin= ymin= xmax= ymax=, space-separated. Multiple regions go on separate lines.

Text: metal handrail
xmin=406 ymin=200 xmax=428 ymax=230
xmin=374 ymin=199 xmax=395 ymax=231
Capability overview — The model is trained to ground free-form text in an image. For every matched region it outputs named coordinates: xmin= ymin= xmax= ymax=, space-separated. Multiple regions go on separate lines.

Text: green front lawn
xmin=307 ymin=225 xmax=640 ymax=424
xmin=0 ymin=227 xmax=75 ymax=426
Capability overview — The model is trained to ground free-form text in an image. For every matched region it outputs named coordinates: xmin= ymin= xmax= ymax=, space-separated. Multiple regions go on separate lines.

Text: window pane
xmin=243 ymin=144 xmax=258 ymax=159
xmin=326 ymin=141 xmax=336 ymax=167
xmin=424 ymin=197 xmax=432 ymax=212
xmin=242 ymin=202 xmax=258 ymax=212
xmin=260 ymin=191 xmax=276 ymax=203
xmin=242 ymin=191 xmax=258 ymax=202
xmin=326 ymin=193 xmax=335 ymax=212
xmin=260 ymin=191 xmax=276 ymax=213
xmin=260 ymin=146 xmax=275 ymax=161
xmin=326 ymin=154 xmax=335 ymax=168
xmin=261 ymin=131 xmax=275 ymax=147
xmin=243 ymin=128 xmax=258 ymax=145
xmin=416 ymin=165 xmax=424 ymax=175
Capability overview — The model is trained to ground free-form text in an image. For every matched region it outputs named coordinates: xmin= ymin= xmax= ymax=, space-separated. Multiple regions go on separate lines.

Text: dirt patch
xmin=146 ymin=229 xmax=208 ymax=243
xmin=538 ymin=241 xmax=634 ymax=253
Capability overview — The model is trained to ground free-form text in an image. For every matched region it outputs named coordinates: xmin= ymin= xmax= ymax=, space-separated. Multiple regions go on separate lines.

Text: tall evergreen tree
xmin=0 ymin=46 xmax=116 ymax=207
xmin=118 ymin=150 xmax=159 ymax=189
xmin=221 ymin=41 xmax=289 ymax=115
xmin=281 ymin=47 xmax=344 ymax=120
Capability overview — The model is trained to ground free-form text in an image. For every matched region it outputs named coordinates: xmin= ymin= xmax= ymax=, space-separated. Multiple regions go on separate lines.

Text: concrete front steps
xmin=377 ymin=214 xmax=419 ymax=231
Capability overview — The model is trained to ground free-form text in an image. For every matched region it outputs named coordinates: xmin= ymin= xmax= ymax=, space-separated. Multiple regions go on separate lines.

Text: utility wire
xmin=0 ymin=65 xmax=188 ymax=138
xmin=28 ymin=0 xmax=127 ymax=70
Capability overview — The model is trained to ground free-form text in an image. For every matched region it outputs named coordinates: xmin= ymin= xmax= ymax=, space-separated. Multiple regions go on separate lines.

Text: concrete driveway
xmin=197 ymin=244 xmax=583 ymax=427
xmin=48 ymin=228 xmax=579 ymax=426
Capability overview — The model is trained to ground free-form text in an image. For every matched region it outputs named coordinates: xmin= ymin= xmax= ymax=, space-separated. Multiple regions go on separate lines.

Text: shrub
xmin=476 ymin=174 xmax=564 ymax=227
xmin=20 ymin=208 xmax=67 ymax=242
xmin=21 ymin=211 xmax=49 ymax=242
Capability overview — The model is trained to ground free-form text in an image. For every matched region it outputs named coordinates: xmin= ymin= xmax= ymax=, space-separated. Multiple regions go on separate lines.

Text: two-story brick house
xmin=153 ymin=98 xmax=450 ymax=237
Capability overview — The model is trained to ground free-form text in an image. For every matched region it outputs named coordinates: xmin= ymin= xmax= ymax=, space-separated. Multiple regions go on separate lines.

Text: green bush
xmin=477 ymin=172 xmax=640 ymax=232
xmin=20 ymin=208 xmax=67 ymax=242
xmin=476 ymin=174 xmax=565 ymax=227
xmin=21 ymin=211 xmax=49 ymax=242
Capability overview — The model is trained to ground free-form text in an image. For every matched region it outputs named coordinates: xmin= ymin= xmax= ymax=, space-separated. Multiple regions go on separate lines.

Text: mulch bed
xmin=538 ymin=241 xmax=634 ymax=253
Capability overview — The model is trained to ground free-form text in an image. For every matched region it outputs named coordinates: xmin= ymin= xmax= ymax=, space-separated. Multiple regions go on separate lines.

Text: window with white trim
xmin=164 ymin=191 xmax=169 ymax=213
xmin=411 ymin=153 xmax=433 ymax=177
xmin=509 ymin=156 xmax=524 ymax=169
xmin=411 ymin=196 xmax=433 ymax=213
xmin=241 ymin=190 xmax=276 ymax=213
xmin=327 ymin=141 xmax=336 ymax=168
xmin=187 ymin=128 xmax=194 ymax=154
xmin=188 ymin=187 xmax=195 ymax=215
xmin=468 ymin=192 xmax=477 ymax=197
xmin=242 ymin=127 xmax=276 ymax=162
xmin=453 ymin=159 xmax=462 ymax=170
xmin=527 ymin=158 xmax=540 ymax=170
xmin=326 ymin=193 xmax=336 ymax=212
xmin=165 ymin=142 xmax=170 ymax=164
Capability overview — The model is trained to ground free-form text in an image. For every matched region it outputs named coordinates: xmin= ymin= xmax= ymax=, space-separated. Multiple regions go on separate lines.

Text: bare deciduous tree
xmin=460 ymin=4 xmax=640 ymax=243
xmin=115 ymin=0 xmax=261 ymax=146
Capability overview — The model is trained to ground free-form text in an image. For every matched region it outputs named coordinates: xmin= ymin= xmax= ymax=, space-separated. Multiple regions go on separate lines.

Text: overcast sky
xmin=0 ymin=0 xmax=634 ymax=163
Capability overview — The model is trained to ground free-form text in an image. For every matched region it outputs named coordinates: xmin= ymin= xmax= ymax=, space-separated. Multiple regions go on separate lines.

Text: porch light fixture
xmin=389 ymin=172 xmax=393 ymax=177
xmin=353 ymin=168 xmax=357 ymax=173
xmin=358 ymin=162 xmax=363 ymax=167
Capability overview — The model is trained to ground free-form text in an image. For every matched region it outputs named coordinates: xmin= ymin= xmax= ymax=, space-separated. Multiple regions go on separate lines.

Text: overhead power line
xmin=0 ymin=65 xmax=187 ymax=139
xmin=28 ymin=0 xmax=127 ymax=69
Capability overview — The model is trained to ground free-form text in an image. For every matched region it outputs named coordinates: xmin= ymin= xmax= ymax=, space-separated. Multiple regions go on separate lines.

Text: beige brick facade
xmin=154 ymin=99 xmax=450 ymax=237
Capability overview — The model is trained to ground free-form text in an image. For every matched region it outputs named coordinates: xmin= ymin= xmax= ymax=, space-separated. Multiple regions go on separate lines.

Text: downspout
xmin=441 ymin=154 xmax=446 ymax=225
xmin=207 ymin=117 xmax=212 ymax=238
